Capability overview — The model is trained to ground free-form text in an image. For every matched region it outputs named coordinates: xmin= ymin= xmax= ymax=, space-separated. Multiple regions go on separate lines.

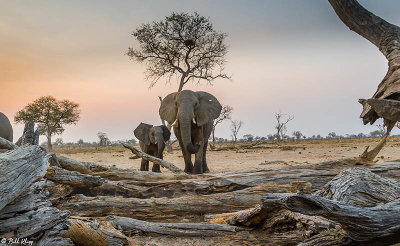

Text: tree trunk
xmin=328 ymin=0 xmax=400 ymax=125
xmin=47 ymin=131 xmax=53 ymax=151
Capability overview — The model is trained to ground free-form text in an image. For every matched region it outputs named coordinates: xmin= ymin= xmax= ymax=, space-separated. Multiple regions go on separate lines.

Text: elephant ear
xmin=196 ymin=91 xmax=222 ymax=126
xmin=134 ymin=122 xmax=153 ymax=145
xmin=159 ymin=92 xmax=178 ymax=125
xmin=160 ymin=125 xmax=171 ymax=142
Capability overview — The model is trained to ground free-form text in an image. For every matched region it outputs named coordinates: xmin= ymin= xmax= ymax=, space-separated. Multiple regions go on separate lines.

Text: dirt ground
xmin=54 ymin=137 xmax=400 ymax=173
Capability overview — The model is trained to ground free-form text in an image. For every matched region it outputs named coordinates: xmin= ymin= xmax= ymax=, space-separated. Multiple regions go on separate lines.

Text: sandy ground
xmin=55 ymin=137 xmax=400 ymax=173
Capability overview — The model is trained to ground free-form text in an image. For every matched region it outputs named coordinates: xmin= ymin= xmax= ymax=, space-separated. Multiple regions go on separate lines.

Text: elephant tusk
xmin=172 ymin=118 xmax=178 ymax=126
xmin=192 ymin=118 xmax=197 ymax=125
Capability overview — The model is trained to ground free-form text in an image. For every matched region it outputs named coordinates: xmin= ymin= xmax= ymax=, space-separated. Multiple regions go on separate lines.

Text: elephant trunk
xmin=156 ymin=136 xmax=165 ymax=156
xmin=179 ymin=112 xmax=200 ymax=154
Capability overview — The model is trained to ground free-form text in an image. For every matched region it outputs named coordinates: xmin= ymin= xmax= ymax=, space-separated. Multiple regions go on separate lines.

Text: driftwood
xmin=122 ymin=143 xmax=187 ymax=175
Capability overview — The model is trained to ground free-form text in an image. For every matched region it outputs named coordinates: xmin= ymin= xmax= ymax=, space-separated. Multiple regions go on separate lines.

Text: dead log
xmin=45 ymin=166 xmax=105 ymax=188
xmin=122 ymin=143 xmax=187 ymax=175
xmin=57 ymin=183 xmax=308 ymax=222
xmin=57 ymin=155 xmax=189 ymax=181
xmin=107 ymin=215 xmax=244 ymax=237
xmin=0 ymin=145 xmax=50 ymax=211
xmin=64 ymin=217 xmax=134 ymax=246
xmin=262 ymin=168 xmax=400 ymax=243
xmin=0 ymin=136 xmax=17 ymax=150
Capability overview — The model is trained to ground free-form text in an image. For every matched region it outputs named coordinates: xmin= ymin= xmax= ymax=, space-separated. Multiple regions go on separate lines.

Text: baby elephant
xmin=134 ymin=123 xmax=171 ymax=172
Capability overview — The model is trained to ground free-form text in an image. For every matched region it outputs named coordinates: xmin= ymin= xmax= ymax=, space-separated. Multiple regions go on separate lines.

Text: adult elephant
xmin=0 ymin=112 xmax=13 ymax=142
xmin=134 ymin=122 xmax=171 ymax=172
xmin=159 ymin=90 xmax=222 ymax=174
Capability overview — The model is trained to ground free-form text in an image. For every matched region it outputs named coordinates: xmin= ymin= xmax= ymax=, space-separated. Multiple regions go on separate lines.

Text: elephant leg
xmin=152 ymin=152 xmax=162 ymax=173
xmin=140 ymin=158 xmax=149 ymax=171
xmin=193 ymin=141 xmax=204 ymax=174
xmin=174 ymin=127 xmax=193 ymax=173
xmin=202 ymin=141 xmax=210 ymax=173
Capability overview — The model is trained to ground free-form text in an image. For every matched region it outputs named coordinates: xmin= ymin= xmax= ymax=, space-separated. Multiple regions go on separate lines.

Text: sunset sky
xmin=2 ymin=0 xmax=400 ymax=143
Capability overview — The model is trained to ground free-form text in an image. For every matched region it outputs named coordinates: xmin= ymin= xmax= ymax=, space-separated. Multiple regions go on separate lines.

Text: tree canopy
xmin=14 ymin=96 xmax=80 ymax=150
xmin=127 ymin=12 xmax=230 ymax=91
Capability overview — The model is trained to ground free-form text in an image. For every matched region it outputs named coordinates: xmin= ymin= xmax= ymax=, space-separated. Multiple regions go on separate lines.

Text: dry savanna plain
xmin=54 ymin=137 xmax=400 ymax=173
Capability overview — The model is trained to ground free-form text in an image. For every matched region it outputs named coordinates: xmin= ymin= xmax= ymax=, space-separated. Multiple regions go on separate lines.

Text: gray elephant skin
xmin=159 ymin=90 xmax=222 ymax=174
xmin=134 ymin=123 xmax=171 ymax=172
xmin=0 ymin=112 xmax=13 ymax=142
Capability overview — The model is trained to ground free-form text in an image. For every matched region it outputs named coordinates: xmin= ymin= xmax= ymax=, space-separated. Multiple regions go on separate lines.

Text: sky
xmin=1 ymin=0 xmax=400 ymax=143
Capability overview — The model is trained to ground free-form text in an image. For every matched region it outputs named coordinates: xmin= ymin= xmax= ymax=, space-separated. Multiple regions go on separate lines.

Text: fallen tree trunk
xmin=108 ymin=216 xmax=244 ymax=237
xmin=45 ymin=166 xmax=106 ymax=188
xmin=57 ymin=155 xmax=190 ymax=181
xmin=122 ymin=143 xmax=187 ymax=175
xmin=262 ymin=168 xmax=400 ymax=244
xmin=57 ymin=183 xmax=309 ymax=222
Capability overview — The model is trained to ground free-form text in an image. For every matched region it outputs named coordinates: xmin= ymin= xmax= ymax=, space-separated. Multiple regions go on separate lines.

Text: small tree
xmin=292 ymin=131 xmax=303 ymax=140
xmin=327 ymin=132 xmax=337 ymax=139
xmin=77 ymin=139 xmax=84 ymax=146
xmin=230 ymin=120 xmax=243 ymax=142
xmin=274 ymin=112 xmax=294 ymax=140
xmin=127 ymin=12 xmax=230 ymax=91
xmin=243 ymin=134 xmax=254 ymax=142
xmin=15 ymin=96 xmax=80 ymax=151
xmin=212 ymin=105 xmax=233 ymax=146
xmin=55 ymin=138 xmax=64 ymax=147
xmin=97 ymin=132 xmax=110 ymax=146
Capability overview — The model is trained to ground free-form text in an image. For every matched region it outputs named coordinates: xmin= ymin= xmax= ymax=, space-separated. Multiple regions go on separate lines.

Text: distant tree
xmin=292 ymin=131 xmax=303 ymax=140
xmin=243 ymin=134 xmax=254 ymax=142
xmin=77 ymin=139 xmax=84 ymax=146
xmin=230 ymin=120 xmax=243 ymax=142
xmin=327 ymin=132 xmax=337 ymax=139
xmin=212 ymin=105 xmax=233 ymax=146
xmin=267 ymin=134 xmax=275 ymax=141
xmin=357 ymin=133 xmax=367 ymax=138
xmin=127 ymin=12 xmax=230 ymax=91
xmin=97 ymin=132 xmax=110 ymax=146
xmin=274 ymin=112 xmax=294 ymax=140
xmin=14 ymin=96 xmax=80 ymax=151
xmin=54 ymin=138 xmax=64 ymax=147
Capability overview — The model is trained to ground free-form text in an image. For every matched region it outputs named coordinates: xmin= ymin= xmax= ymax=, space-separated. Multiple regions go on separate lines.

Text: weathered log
xmin=57 ymin=183 xmax=308 ymax=222
xmin=57 ymin=155 xmax=189 ymax=181
xmin=45 ymin=166 xmax=105 ymax=188
xmin=108 ymin=216 xmax=243 ymax=237
xmin=0 ymin=136 xmax=17 ymax=150
xmin=262 ymin=168 xmax=400 ymax=243
xmin=64 ymin=218 xmax=134 ymax=246
xmin=122 ymin=143 xmax=187 ymax=175
xmin=0 ymin=145 xmax=50 ymax=211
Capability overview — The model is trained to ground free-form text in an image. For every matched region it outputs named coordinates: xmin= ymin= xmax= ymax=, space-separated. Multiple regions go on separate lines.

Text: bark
xmin=0 ymin=145 xmax=50 ymax=211
xmin=45 ymin=166 xmax=106 ymax=188
xmin=328 ymin=0 xmax=400 ymax=125
xmin=57 ymin=183 xmax=307 ymax=222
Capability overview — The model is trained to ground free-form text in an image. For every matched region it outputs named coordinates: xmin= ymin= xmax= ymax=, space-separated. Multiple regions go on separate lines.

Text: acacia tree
xmin=127 ymin=12 xmax=230 ymax=91
xmin=211 ymin=105 xmax=233 ymax=146
xmin=97 ymin=132 xmax=110 ymax=146
xmin=230 ymin=120 xmax=243 ymax=142
xmin=274 ymin=112 xmax=294 ymax=140
xmin=15 ymin=96 xmax=80 ymax=151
